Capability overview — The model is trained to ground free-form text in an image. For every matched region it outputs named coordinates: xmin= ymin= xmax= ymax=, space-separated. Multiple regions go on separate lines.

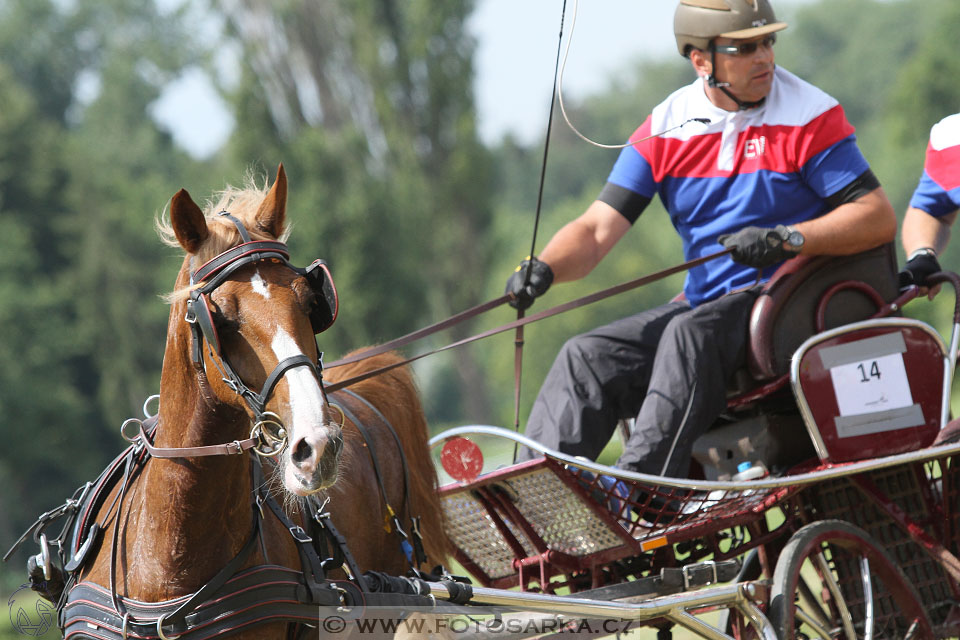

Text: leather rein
xmin=324 ymin=249 xmax=734 ymax=391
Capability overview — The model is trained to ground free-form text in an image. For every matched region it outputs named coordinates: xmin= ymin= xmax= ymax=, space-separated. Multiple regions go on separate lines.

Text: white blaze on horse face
xmin=250 ymin=271 xmax=271 ymax=299
xmin=271 ymin=328 xmax=332 ymax=493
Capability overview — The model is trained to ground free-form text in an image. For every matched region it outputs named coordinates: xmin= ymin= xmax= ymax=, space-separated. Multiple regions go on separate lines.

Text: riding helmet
xmin=674 ymin=0 xmax=788 ymax=57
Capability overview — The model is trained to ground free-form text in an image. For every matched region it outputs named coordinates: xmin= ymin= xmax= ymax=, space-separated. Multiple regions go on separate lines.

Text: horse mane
xmin=324 ymin=351 xmax=452 ymax=565
xmin=156 ymin=173 xmax=292 ymax=302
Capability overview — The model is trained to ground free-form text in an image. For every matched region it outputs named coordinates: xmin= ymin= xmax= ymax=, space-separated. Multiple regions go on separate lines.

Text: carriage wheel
xmin=768 ymin=520 xmax=933 ymax=639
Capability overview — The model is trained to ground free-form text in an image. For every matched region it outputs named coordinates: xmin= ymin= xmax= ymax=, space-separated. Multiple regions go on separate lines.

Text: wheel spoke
xmin=795 ymin=607 xmax=834 ymax=639
xmin=797 ymin=573 xmax=833 ymax=630
xmin=860 ymin=555 xmax=874 ymax=640
xmin=812 ymin=549 xmax=857 ymax=640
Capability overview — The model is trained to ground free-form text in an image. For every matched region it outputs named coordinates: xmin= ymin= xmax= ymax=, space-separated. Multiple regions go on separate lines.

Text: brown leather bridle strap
xmin=134 ymin=422 xmax=259 ymax=458
xmin=325 ymin=249 xmax=733 ymax=392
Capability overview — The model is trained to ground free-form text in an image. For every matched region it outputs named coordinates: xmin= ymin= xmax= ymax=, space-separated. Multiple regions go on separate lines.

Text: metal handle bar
xmin=428 ymin=579 xmax=777 ymax=640
xmin=920 ymin=271 xmax=960 ymax=427
xmin=926 ymin=270 xmax=960 ymax=324
xmin=429 ymin=424 xmax=960 ymax=492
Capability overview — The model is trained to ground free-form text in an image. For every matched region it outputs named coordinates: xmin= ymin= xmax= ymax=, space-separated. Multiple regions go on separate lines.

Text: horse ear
xmin=170 ymin=188 xmax=210 ymax=254
xmin=255 ymin=163 xmax=287 ymax=238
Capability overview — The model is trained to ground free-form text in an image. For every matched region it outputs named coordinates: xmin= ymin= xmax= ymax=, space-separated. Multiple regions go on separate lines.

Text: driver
xmin=507 ymin=0 xmax=896 ymax=478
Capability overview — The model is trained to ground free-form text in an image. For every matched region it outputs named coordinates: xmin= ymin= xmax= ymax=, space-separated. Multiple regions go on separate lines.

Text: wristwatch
xmin=783 ymin=225 xmax=805 ymax=252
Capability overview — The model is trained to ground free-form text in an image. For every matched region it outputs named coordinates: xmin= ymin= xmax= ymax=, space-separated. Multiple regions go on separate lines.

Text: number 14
xmin=857 ymin=361 xmax=881 ymax=382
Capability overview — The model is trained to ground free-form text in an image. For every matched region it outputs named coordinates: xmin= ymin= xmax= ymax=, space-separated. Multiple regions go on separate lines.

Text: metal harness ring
xmin=251 ymin=412 xmax=287 ymax=457
xmin=120 ymin=418 xmax=144 ymax=444
xmin=142 ymin=395 xmax=160 ymax=419
xmin=157 ymin=613 xmax=181 ymax=640
xmin=329 ymin=403 xmax=346 ymax=430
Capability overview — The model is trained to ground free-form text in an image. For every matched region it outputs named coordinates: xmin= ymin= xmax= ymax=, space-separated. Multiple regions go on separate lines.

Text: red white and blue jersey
xmin=909 ymin=113 xmax=960 ymax=218
xmin=607 ymin=67 xmax=870 ymax=306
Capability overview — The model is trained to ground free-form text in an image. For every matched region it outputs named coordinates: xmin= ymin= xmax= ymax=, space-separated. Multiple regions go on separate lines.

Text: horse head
xmin=163 ymin=164 xmax=343 ymax=495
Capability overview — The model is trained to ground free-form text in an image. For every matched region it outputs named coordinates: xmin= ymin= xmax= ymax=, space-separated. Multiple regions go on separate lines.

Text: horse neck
xmin=126 ymin=299 xmax=258 ymax=590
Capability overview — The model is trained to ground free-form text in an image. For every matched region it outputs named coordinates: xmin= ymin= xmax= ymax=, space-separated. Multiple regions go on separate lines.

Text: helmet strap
xmin=706 ymin=46 xmax=767 ymax=111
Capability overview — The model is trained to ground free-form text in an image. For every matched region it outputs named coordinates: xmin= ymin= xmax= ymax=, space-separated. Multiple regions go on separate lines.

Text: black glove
xmin=898 ymin=249 xmax=941 ymax=290
xmin=505 ymin=257 xmax=554 ymax=311
xmin=718 ymin=225 xmax=797 ymax=269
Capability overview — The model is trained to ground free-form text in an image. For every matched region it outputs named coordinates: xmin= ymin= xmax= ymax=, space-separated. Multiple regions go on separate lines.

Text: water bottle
xmin=732 ymin=461 xmax=767 ymax=496
xmin=732 ymin=461 xmax=767 ymax=481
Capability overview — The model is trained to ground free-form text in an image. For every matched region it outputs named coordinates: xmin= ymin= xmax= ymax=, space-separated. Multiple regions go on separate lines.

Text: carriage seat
xmin=691 ymin=244 xmax=900 ymax=478
xmin=741 ymin=242 xmax=900 ymax=385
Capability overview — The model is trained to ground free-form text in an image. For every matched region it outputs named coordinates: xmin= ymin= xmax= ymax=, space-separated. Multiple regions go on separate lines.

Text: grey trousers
xmin=518 ymin=288 xmax=760 ymax=477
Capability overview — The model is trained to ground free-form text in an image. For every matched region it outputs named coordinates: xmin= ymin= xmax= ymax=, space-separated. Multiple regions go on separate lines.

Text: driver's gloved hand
xmin=718 ymin=225 xmax=798 ymax=269
xmin=898 ymin=249 xmax=941 ymax=290
xmin=504 ymin=257 xmax=553 ymax=311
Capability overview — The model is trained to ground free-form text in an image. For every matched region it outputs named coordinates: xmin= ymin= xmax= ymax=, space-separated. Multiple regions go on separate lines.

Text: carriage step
xmin=575 ymin=559 xmax=741 ymax=601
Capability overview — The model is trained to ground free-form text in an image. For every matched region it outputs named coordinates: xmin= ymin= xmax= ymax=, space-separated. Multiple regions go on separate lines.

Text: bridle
xmin=178 ymin=211 xmax=337 ymax=456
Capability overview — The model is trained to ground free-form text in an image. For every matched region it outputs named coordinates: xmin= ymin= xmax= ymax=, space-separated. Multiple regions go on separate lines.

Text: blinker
xmin=301 ymin=259 xmax=338 ymax=334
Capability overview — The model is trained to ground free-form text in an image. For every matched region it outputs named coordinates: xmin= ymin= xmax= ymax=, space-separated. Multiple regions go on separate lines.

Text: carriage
xmin=425 ymin=244 xmax=960 ymax=638
xmin=7 ymin=169 xmax=960 ymax=639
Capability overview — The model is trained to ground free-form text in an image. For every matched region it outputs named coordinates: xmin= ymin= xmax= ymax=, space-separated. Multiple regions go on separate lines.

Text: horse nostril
xmin=291 ymin=438 xmax=313 ymax=465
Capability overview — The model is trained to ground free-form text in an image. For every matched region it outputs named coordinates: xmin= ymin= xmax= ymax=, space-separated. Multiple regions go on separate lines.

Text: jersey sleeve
xmin=600 ymin=117 xmax=660 ymax=223
xmin=795 ymin=104 xmax=870 ymax=200
xmin=606 ymin=118 xmax=659 ymax=198
xmin=909 ymin=125 xmax=960 ymax=217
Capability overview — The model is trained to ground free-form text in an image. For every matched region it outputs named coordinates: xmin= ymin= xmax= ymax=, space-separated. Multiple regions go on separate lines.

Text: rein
xmin=325 ymin=249 xmax=734 ymax=392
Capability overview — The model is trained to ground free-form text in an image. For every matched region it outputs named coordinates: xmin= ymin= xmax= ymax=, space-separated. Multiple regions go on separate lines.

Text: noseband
xmin=183 ymin=212 xmax=330 ymax=452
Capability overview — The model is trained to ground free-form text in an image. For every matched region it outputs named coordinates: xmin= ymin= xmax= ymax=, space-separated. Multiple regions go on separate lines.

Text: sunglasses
xmin=713 ymin=34 xmax=777 ymax=56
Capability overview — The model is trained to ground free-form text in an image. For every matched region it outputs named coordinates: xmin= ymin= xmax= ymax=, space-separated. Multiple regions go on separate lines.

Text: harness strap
xmin=259 ymin=355 xmax=321 ymax=409
xmin=324 ymin=249 xmax=734 ymax=393
xmin=62 ymin=566 xmax=343 ymax=640
xmin=217 ymin=211 xmax=251 ymax=243
xmin=309 ymin=507 xmax=366 ymax=583
xmin=254 ymin=465 xmax=332 ymax=604
xmin=160 ymin=513 xmax=263 ymax=635
xmin=191 ymin=242 xmax=290 ymax=286
xmin=330 ymin=390 xmax=427 ymax=569
xmin=332 ymin=398 xmax=395 ymax=527
xmin=325 ymin=294 xmax=512 ymax=368
xmin=108 ymin=449 xmax=138 ymax=616
xmin=136 ymin=421 xmax=259 ymax=458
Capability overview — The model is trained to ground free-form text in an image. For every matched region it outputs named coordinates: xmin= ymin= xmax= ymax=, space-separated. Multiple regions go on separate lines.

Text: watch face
xmin=787 ymin=230 xmax=804 ymax=247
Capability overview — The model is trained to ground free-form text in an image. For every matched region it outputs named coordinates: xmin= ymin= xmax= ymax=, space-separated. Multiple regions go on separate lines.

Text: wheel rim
xmin=769 ymin=521 xmax=932 ymax=640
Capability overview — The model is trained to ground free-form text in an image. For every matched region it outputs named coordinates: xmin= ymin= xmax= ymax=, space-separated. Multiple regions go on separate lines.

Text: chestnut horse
xmin=57 ymin=166 xmax=447 ymax=639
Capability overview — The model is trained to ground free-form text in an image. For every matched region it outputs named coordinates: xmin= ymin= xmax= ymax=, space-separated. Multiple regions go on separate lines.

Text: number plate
xmin=828 ymin=352 xmax=913 ymax=417
xmin=819 ymin=332 xmax=925 ymax=438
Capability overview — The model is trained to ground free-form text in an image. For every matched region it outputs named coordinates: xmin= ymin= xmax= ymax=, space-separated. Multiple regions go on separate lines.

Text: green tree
xmin=209 ymin=0 xmax=496 ymax=420
xmin=0 ymin=0 xmax=206 ymax=583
